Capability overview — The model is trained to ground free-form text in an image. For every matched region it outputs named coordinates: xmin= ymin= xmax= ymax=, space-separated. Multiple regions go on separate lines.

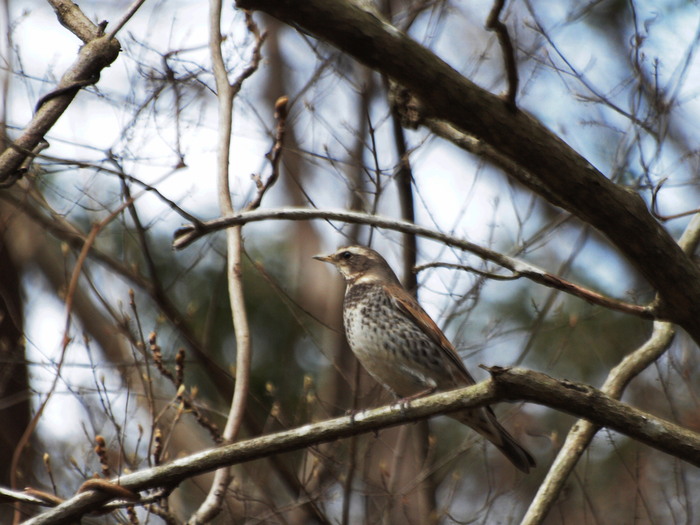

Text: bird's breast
xmin=342 ymin=283 xmax=441 ymax=396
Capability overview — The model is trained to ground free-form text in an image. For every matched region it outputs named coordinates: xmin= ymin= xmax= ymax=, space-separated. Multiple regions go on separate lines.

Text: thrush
xmin=314 ymin=245 xmax=535 ymax=473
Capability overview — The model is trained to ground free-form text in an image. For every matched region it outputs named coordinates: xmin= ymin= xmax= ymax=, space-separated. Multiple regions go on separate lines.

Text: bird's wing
xmin=384 ymin=282 xmax=477 ymax=385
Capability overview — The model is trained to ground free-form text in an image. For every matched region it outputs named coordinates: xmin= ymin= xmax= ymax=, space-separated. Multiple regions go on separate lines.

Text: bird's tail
xmin=452 ymin=409 xmax=535 ymax=474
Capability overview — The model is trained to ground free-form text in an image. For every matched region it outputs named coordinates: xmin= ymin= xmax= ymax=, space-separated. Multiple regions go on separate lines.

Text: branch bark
xmin=22 ymin=368 xmax=700 ymax=525
xmin=520 ymin=211 xmax=700 ymax=525
xmin=488 ymin=367 xmax=700 ymax=462
xmin=520 ymin=322 xmax=676 ymax=525
xmin=232 ymin=0 xmax=700 ymax=343
xmin=0 ymin=1 xmax=121 ymax=183
xmin=187 ymin=4 xmax=261 ymax=523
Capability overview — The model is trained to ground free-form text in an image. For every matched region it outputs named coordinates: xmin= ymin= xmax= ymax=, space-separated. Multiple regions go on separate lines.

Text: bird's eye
xmin=340 ymin=251 xmax=353 ymax=260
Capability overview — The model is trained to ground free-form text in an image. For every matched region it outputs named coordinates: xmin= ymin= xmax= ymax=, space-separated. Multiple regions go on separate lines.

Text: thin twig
xmin=11 ymin=194 xmax=139 ymax=524
xmin=415 ymin=261 xmax=521 ymax=281
xmin=651 ymin=177 xmax=700 ymax=221
xmin=174 ymin=207 xmax=657 ymax=320
xmin=106 ymin=0 xmax=148 ymax=40
xmin=231 ymin=11 xmax=267 ymax=96
xmin=486 ymin=0 xmax=518 ymax=111
xmin=248 ymin=95 xmax=288 ymax=210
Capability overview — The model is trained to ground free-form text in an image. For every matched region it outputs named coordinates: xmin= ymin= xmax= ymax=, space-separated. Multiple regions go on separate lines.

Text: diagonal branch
xmin=233 ymin=0 xmax=700 ymax=344
xmin=21 ymin=367 xmax=700 ymax=525
xmin=48 ymin=0 xmax=104 ymax=43
xmin=520 ymin=211 xmax=700 ymax=525
xmin=0 ymin=1 xmax=121 ymax=183
xmin=520 ymin=322 xmax=676 ymax=525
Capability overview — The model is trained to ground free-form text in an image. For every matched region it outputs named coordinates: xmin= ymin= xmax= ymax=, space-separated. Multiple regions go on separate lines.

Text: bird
xmin=314 ymin=245 xmax=535 ymax=473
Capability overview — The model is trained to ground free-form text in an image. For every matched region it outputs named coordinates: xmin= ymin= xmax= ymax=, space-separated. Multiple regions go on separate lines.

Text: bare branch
xmin=0 ymin=1 xmax=121 ymax=183
xmin=414 ymin=261 xmax=651 ymax=318
xmin=486 ymin=367 xmax=700 ymax=465
xmin=22 ymin=368 xmax=700 ymax=525
xmin=105 ymin=0 xmax=148 ymax=40
xmin=234 ymin=0 xmax=700 ymax=343
xmin=174 ymin=207 xmax=656 ymax=318
xmin=520 ymin=322 xmax=676 ymax=525
xmin=230 ymin=11 xmax=267 ymax=97
xmin=486 ymin=0 xmax=518 ymax=111
xmin=11 ymin=194 xmax=138 ymax=522
xmin=187 ymin=3 xmax=264 ymax=523
xmin=247 ymin=95 xmax=288 ymax=211
xmin=47 ymin=0 xmax=104 ymax=43
xmin=520 ymin=211 xmax=700 ymax=525
xmin=651 ymin=177 xmax=700 ymax=221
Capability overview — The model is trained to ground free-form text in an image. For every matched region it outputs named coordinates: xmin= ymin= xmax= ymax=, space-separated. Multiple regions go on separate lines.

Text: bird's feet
xmin=394 ymin=387 xmax=437 ymax=413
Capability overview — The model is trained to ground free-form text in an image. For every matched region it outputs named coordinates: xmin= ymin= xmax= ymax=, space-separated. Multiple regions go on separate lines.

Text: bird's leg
xmin=401 ymin=386 xmax=438 ymax=403
xmin=394 ymin=386 xmax=438 ymax=413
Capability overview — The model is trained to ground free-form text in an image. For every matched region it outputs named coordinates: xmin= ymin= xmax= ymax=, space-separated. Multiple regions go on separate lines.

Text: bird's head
xmin=313 ymin=245 xmax=400 ymax=285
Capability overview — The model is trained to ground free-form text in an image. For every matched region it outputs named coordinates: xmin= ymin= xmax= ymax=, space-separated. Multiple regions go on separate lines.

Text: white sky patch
xmin=24 ymin=282 xmax=89 ymax=443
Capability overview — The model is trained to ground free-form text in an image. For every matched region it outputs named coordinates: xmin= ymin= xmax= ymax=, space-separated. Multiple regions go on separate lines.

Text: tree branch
xmin=22 ymin=368 xmax=700 ymax=525
xmin=520 ymin=322 xmax=676 ymax=525
xmin=414 ymin=261 xmax=651 ymax=319
xmin=520 ymin=211 xmax=700 ymax=525
xmin=186 ymin=4 xmax=261 ymax=523
xmin=486 ymin=367 xmax=700 ymax=463
xmin=233 ymin=0 xmax=700 ymax=343
xmin=173 ymin=207 xmax=655 ymax=319
xmin=486 ymin=0 xmax=518 ymax=111
xmin=0 ymin=1 xmax=121 ymax=184
xmin=47 ymin=0 xmax=104 ymax=43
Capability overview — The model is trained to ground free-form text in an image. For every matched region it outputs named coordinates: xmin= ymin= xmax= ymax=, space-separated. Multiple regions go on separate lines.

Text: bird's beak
xmin=313 ymin=253 xmax=333 ymax=263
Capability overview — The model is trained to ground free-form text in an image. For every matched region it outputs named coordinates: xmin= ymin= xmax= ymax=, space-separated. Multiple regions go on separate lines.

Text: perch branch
xmin=22 ymin=368 xmax=700 ymax=525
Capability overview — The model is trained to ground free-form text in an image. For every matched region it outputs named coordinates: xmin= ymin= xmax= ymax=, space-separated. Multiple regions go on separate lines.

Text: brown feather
xmin=384 ymin=282 xmax=476 ymax=385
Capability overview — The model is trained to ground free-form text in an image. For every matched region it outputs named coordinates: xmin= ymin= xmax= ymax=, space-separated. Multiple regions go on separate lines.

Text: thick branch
xmin=520 ymin=322 xmax=676 ymax=525
xmin=521 ymin=212 xmax=700 ymax=525
xmin=22 ymin=381 xmax=497 ymax=525
xmin=24 ymin=368 xmax=700 ymax=525
xmin=233 ymin=0 xmax=700 ymax=342
xmin=487 ymin=367 xmax=700 ymax=463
